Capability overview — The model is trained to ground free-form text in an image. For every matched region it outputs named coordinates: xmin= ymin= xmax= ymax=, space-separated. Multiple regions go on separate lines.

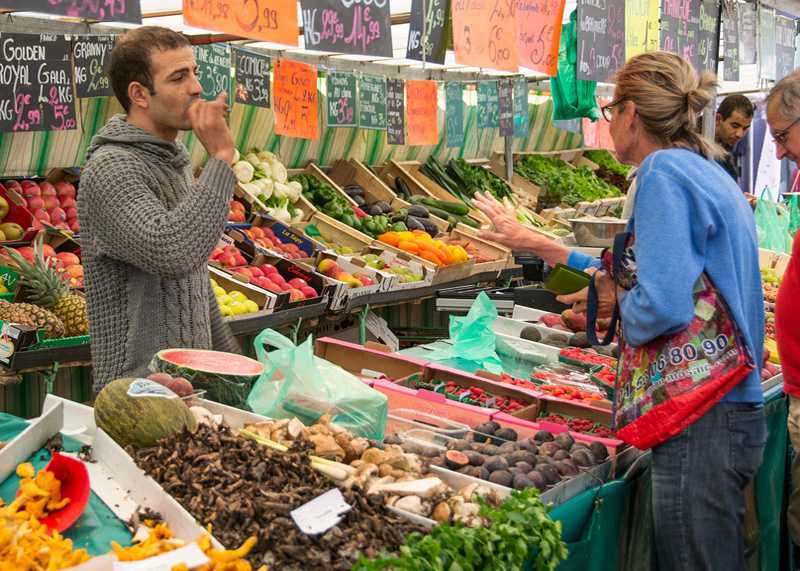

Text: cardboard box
xmin=293 ymin=211 xmax=375 ymax=254
xmin=0 ymin=322 xmax=39 ymax=366
xmin=250 ymin=217 xmax=322 ymax=258
xmin=209 ymin=265 xmax=278 ymax=312
xmin=316 ymin=250 xmax=397 ymax=292
xmin=445 ymin=229 xmax=511 ymax=277
xmin=420 ymin=364 xmax=539 ymax=412
xmin=315 ymin=337 xmax=426 ymax=379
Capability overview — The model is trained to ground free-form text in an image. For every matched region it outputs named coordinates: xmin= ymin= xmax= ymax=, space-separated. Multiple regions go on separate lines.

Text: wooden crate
xmin=445 ymin=228 xmax=511 ymax=277
xmin=487 ymin=156 xmax=543 ymax=206
xmin=293 ymin=211 xmax=375 ymax=253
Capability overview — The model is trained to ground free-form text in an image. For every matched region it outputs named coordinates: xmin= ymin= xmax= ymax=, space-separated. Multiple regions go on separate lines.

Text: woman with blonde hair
xmin=475 ymin=52 xmax=765 ymax=570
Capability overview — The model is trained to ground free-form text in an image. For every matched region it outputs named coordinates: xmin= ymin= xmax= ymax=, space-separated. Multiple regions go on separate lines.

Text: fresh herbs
xmin=353 ymin=488 xmax=567 ymax=571
xmin=582 ymin=150 xmax=632 ymax=193
xmin=514 ymin=155 xmax=622 ymax=208
xmin=448 ymin=159 xmax=513 ymax=201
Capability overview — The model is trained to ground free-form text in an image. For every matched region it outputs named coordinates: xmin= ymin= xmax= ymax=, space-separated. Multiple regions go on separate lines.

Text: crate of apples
xmin=238 ymin=263 xmax=319 ymax=302
xmin=245 ymin=226 xmax=306 ymax=259
xmin=227 ymin=199 xmax=247 ymax=223
xmin=317 ymin=258 xmax=376 ymax=288
xmin=10 ymin=245 xmax=84 ymax=288
xmin=209 ymin=245 xmax=248 ymax=268
xmin=5 ymin=179 xmax=79 ymax=233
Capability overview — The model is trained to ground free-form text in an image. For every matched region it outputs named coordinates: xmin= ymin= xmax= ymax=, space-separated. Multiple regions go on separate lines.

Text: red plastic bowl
xmin=39 ymin=453 xmax=90 ymax=533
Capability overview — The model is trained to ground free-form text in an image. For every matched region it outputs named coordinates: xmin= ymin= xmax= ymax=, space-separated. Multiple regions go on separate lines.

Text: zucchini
xmin=418 ymin=196 xmax=470 ymax=216
xmin=425 ymin=206 xmax=453 ymax=220
xmin=394 ymin=177 xmax=412 ymax=200
xmin=458 ymin=215 xmax=481 ymax=228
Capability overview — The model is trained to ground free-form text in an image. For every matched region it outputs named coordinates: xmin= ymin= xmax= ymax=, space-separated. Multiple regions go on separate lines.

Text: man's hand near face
xmin=187 ymin=92 xmax=235 ymax=165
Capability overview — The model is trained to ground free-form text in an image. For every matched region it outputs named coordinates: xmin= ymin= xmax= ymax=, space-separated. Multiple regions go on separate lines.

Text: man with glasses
xmin=767 ymin=69 xmax=800 ymax=557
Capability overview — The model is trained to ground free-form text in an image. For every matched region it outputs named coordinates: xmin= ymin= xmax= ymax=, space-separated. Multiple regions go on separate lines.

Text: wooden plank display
xmin=698 ymin=0 xmax=720 ymax=72
xmin=498 ymin=77 xmax=514 ymax=137
xmin=272 ymin=59 xmax=319 ymax=140
xmin=194 ymin=43 xmax=232 ymax=102
xmin=0 ymin=33 xmax=77 ymax=133
xmin=183 ymin=0 xmax=298 ymax=46
xmin=660 ymin=0 xmax=700 ymax=69
xmin=0 ymin=0 xmax=141 ymax=23
xmin=515 ymin=0 xmax=565 ymax=76
xmin=326 ymin=71 xmax=357 ymax=127
xmin=759 ymin=5 xmax=776 ymax=81
xmin=72 ymin=35 xmax=116 ymax=98
xmin=776 ymin=16 xmax=796 ymax=80
xmin=446 ymin=82 xmax=464 ymax=148
xmin=738 ymin=1 xmax=757 ymax=65
xmin=477 ymin=80 xmax=499 ymax=129
xmin=451 ymin=0 xmax=519 ymax=72
xmin=233 ymin=47 xmax=270 ymax=109
xmin=386 ymin=78 xmax=405 ymax=145
xmin=301 ymin=0 xmax=393 ymax=57
xmin=723 ymin=0 xmax=740 ymax=81
xmin=406 ymin=0 xmax=449 ymax=64
xmin=358 ymin=74 xmax=387 ymax=130
xmin=576 ymin=0 xmax=625 ymax=82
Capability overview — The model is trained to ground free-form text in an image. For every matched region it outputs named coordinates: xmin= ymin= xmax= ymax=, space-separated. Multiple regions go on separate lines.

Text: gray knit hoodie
xmin=78 ymin=115 xmax=240 ymax=392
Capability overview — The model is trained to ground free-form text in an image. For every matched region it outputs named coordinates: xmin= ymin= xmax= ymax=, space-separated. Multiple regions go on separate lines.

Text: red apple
xmin=220 ymin=254 xmax=237 ymax=267
xmin=22 ymin=185 xmax=41 ymax=198
xmin=259 ymin=264 xmax=278 ymax=275
xmin=19 ymin=180 xmax=36 ymax=189
xmin=60 ymin=196 xmax=77 ymax=209
xmin=233 ymin=254 xmax=247 ymax=266
xmin=69 ymin=219 xmax=80 ymax=232
xmin=32 ymin=208 xmax=50 ymax=223
xmin=26 ymin=196 xmax=44 ymax=210
xmin=40 ymin=182 xmax=57 ymax=197
xmin=41 ymin=244 xmax=56 ymax=259
xmin=249 ymin=267 xmax=264 ymax=278
xmin=65 ymin=207 xmax=78 ymax=220
xmin=210 ymin=247 xmax=224 ymax=260
xmin=300 ymin=286 xmax=318 ymax=298
xmin=56 ymin=252 xmax=80 ymax=266
xmin=48 ymin=207 xmax=67 ymax=224
xmin=55 ymin=181 xmax=76 ymax=199
xmin=288 ymin=277 xmax=307 ymax=289
xmin=16 ymin=247 xmax=34 ymax=263
xmin=43 ymin=196 xmax=59 ymax=210
xmin=288 ymin=288 xmax=305 ymax=302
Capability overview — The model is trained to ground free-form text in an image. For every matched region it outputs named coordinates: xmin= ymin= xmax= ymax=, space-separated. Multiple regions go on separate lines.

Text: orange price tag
xmin=516 ymin=0 xmax=565 ymax=76
xmin=406 ymin=80 xmax=439 ymax=146
xmin=273 ymin=59 xmax=319 ymax=140
xmin=183 ymin=0 xmax=298 ymax=46
xmin=452 ymin=0 xmax=519 ymax=72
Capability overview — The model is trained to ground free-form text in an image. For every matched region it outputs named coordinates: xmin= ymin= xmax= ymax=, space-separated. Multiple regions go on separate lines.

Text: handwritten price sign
xmin=722 ymin=2 xmax=740 ymax=80
xmin=625 ymin=0 xmax=659 ymax=59
xmin=406 ymin=80 xmax=438 ymax=146
xmin=73 ymin=35 xmax=115 ymax=98
xmin=406 ymin=0 xmax=448 ymax=64
xmin=0 ymin=0 xmax=141 ymax=23
xmin=358 ymin=74 xmax=387 ymax=130
xmin=386 ymin=78 xmax=405 ymax=145
xmin=577 ymin=0 xmax=625 ymax=82
xmin=326 ymin=71 xmax=357 ymax=127
xmin=0 ymin=33 xmax=77 ymax=133
xmin=452 ymin=0 xmax=519 ymax=72
xmin=184 ymin=0 xmax=298 ymax=46
xmin=273 ymin=59 xmax=319 ymax=140
xmin=660 ymin=0 xmax=700 ymax=69
xmin=515 ymin=0 xmax=564 ymax=76
xmin=194 ymin=44 xmax=232 ymax=104
xmin=445 ymin=82 xmax=464 ymax=148
xmin=301 ymin=0 xmax=392 ymax=57
xmin=233 ymin=47 xmax=270 ymax=108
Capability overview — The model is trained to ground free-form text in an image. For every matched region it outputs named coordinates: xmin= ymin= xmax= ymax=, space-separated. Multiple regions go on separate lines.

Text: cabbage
xmin=232 ymin=161 xmax=254 ymax=183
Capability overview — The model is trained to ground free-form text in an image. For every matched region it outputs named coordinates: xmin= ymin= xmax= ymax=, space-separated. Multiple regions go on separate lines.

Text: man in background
xmin=715 ymin=94 xmax=754 ymax=182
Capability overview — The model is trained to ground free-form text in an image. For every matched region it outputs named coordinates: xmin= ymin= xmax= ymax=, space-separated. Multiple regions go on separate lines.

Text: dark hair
xmin=717 ymin=94 xmax=754 ymax=120
xmin=109 ymin=27 xmax=190 ymax=112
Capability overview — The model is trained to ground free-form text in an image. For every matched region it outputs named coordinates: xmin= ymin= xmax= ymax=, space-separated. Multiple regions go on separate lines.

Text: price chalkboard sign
xmin=359 ymin=75 xmax=386 ymax=130
xmin=233 ymin=47 xmax=270 ymax=109
xmin=0 ymin=33 xmax=77 ymax=133
xmin=72 ymin=35 xmax=115 ymax=98
xmin=697 ymin=1 xmax=719 ymax=72
xmin=759 ymin=6 xmax=776 ymax=81
xmin=477 ymin=81 xmax=499 ymax=129
xmin=301 ymin=0 xmax=393 ymax=57
xmin=327 ymin=71 xmax=357 ymax=127
xmin=445 ymin=82 xmax=464 ymax=148
xmin=738 ymin=1 xmax=757 ymax=65
xmin=387 ymin=78 xmax=405 ymax=145
xmin=576 ymin=0 xmax=625 ymax=82
xmin=498 ymin=78 xmax=514 ymax=137
xmin=723 ymin=1 xmax=740 ymax=81
xmin=660 ymin=0 xmax=700 ymax=69
xmin=513 ymin=77 xmax=528 ymax=138
xmin=0 ymin=0 xmax=142 ymax=23
xmin=776 ymin=16 xmax=796 ymax=80
xmin=407 ymin=0 xmax=448 ymax=64
xmin=194 ymin=44 xmax=231 ymax=102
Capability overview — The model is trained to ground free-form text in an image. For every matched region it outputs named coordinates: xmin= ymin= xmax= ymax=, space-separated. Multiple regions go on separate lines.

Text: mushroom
xmin=431 ymin=501 xmax=452 ymax=523
xmin=394 ymin=495 xmax=427 ymax=516
xmin=286 ymin=418 xmax=306 ymax=439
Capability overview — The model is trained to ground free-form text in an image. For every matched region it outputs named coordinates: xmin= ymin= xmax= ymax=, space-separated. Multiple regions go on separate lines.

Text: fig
xmin=520 ymin=326 xmax=542 ymax=342
xmin=465 ymin=451 xmax=486 ymax=466
xmin=479 ymin=466 xmax=491 ymax=480
xmin=555 ymin=460 xmax=579 ymax=477
xmin=539 ymin=441 xmax=561 ymax=457
xmin=569 ymin=332 xmax=591 ymax=348
xmin=515 ymin=461 xmax=533 ymax=473
xmin=553 ymin=449 xmax=570 ymax=461
xmin=589 ymin=442 xmax=609 ymax=461
xmin=571 ymin=448 xmax=596 ymax=467
xmin=489 ymin=470 xmax=513 ymax=487
xmin=445 ymin=450 xmax=470 ymax=470
xmin=526 ymin=470 xmax=547 ymax=490
xmin=555 ymin=433 xmax=575 ymax=450
xmin=510 ymin=450 xmax=537 ymax=466
xmin=537 ymin=463 xmax=561 ymax=485
xmin=482 ymin=444 xmax=502 ymax=456
xmin=485 ymin=457 xmax=509 ymax=473
xmin=498 ymin=441 xmax=518 ymax=453
xmin=535 ymin=430 xmax=554 ymax=443
xmin=513 ymin=473 xmax=536 ymax=490
xmin=495 ymin=427 xmax=519 ymax=442
xmin=446 ymin=439 xmax=471 ymax=451
xmin=519 ymin=438 xmax=539 ymax=454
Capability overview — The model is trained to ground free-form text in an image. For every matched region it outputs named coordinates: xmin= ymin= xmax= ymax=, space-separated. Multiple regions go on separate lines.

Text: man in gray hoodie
xmin=78 ymin=27 xmax=239 ymax=392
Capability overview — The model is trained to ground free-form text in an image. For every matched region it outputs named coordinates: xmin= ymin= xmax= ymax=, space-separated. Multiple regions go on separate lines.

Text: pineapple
xmin=4 ymin=237 xmax=88 ymax=337
xmin=0 ymin=300 xmax=65 ymax=338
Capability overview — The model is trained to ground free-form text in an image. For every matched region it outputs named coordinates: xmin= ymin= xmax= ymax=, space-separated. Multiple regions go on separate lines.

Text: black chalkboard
xmin=723 ymin=1 xmax=740 ymax=81
xmin=327 ymin=71 xmax=357 ymax=127
xmin=0 ymin=0 xmax=141 ymax=23
xmin=776 ymin=16 xmax=796 ymax=80
xmin=660 ymin=0 xmax=700 ymax=69
xmin=697 ymin=0 xmax=719 ymax=72
xmin=0 ymin=33 xmax=77 ymax=133
xmin=513 ymin=77 xmax=528 ymax=138
xmin=759 ymin=6 xmax=776 ymax=81
xmin=194 ymin=44 xmax=232 ymax=103
xmin=576 ymin=0 xmax=625 ymax=82
xmin=738 ymin=1 xmax=757 ymax=66
xmin=359 ymin=75 xmax=387 ymax=130
xmin=72 ymin=35 xmax=115 ymax=98
xmin=301 ymin=0 xmax=393 ymax=57
xmin=477 ymin=81 xmax=499 ymax=129
xmin=387 ymin=78 xmax=405 ymax=145
xmin=498 ymin=78 xmax=514 ymax=137
xmin=233 ymin=47 xmax=270 ymax=109
xmin=406 ymin=0 xmax=449 ymax=64
xmin=445 ymin=82 xmax=464 ymax=148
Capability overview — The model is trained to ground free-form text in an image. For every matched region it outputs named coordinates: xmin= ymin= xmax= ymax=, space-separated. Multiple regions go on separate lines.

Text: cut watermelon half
xmin=150 ymin=349 xmax=265 ymax=408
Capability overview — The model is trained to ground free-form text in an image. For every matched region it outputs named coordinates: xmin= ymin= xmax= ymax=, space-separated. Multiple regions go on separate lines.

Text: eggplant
xmin=407 ymin=204 xmax=430 ymax=219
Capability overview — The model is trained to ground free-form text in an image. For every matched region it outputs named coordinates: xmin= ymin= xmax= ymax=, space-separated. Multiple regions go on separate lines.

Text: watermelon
xmin=150 ymin=348 xmax=265 ymax=408
xmin=94 ymin=378 xmax=197 ymax=449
